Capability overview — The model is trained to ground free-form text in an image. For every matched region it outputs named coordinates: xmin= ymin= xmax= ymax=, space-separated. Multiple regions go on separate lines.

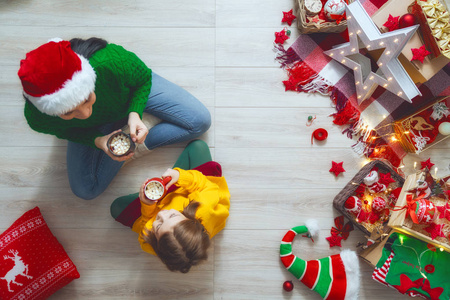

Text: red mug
xmin=144 ymin=176 xmax=172 ymax=202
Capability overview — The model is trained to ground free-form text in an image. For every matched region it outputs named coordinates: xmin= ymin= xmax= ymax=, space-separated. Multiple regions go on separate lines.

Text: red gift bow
xmin=393 ymin=274 xmax=443 ymax=299
xmin=329 ymin=12 xmax=347 ymax=25
xmin=330 ymin=215 xmax=354 ymax=240
xmin=393 ymin=193 xmax=427 ymax=224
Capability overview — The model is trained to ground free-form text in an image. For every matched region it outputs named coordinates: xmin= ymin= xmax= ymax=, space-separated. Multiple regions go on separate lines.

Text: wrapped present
xmin=333 ymin=160 xmax=405 ymax=237
xmin=371 ymin=0 xmax=450 ymax=84
xmin=392 ymin=96 xmax=450 ymax=154
xmin=388 ymin=169 xmax=450 ymax=252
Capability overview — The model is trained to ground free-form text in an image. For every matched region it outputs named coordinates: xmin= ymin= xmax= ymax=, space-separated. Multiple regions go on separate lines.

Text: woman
xmin=18 ymin=37 xmax=211 ymax=200
xmin=110 ymin=140 xmax=230 ymax=273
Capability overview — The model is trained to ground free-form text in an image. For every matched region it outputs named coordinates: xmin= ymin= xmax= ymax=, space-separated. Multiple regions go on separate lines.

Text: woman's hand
xmin=128 ymin=112 xmax=148 ymax=144
xmin=94 ymin=130 xmax=134 ymax=162
xmin=162 ymin=168 xmax=180 ymax=189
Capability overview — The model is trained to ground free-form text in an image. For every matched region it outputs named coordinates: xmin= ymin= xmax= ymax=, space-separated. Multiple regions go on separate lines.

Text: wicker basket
xmin=333 ymin=160 xmax=405 ymax=236
xmin=294 ymin=0 xmax=353 ymax=34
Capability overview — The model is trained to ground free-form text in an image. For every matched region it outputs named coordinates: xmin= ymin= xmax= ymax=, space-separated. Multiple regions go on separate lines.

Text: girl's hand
xmin=139 ymin=179 xmax=157 ymax=205
xmin=162 ymin=168 xmax=180 ymax=189
xmin=94 ymin=130 xmax=134 ymax=162
xmin=128 ymin=112 xmax=148 ymax=144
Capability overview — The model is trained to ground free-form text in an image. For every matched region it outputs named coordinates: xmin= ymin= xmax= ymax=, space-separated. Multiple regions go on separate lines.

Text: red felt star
xmin=424 ymin=223 xmax=445 ymax=240
xmin=411 ymin=45 xmax=431 ymax=63
xmin=282 ymin=9 xmax=297 ymax=26
xmin=420 ymin=158 xmax=435 ymax=170
xmin=383 ymin=14 xmax=400 ymax=32
xmin=437 ymin=203 xmax=450 ymax=221
xmin=326 ymin=234 xmax=344 ymax=248
xmin=329 ymin=161 xmax=345 ymax=177
xmin=282 ymin=77 xmax=297 ymax=91
xmin=379 ymin=172 xmax=396 ymax=185
xmin=274 ymin=29 xmax=290 ymax=44
xmin=445 ymin=190 xmax=450 ymax=199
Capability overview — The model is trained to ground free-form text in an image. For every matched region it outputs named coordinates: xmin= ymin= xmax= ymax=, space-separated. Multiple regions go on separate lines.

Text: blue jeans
xmin=67 ymin=73 xmax=211 ymax=200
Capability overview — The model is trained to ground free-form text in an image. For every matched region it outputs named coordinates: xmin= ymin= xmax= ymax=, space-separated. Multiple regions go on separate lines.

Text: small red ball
xmin=399 ymin=13 xmax=416 ymax=28
xmin=283 ymin=280 xmax=294 ymax=292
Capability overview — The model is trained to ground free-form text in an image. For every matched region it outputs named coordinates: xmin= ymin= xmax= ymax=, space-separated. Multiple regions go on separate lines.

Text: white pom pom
xmin=305 ymin=219 xmax=320 ymax=237
xmin=48 ymin=37 xmax=63 ymax=43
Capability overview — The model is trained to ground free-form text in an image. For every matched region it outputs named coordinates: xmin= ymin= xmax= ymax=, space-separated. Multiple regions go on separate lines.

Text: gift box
xmin=392 ymin=96 xmax=450 ymax=154
xmin=388 ymin=170 xmax=450 ymax=252
xmin=294 ymin=0 xmax=354 ymax=34
xmin=371 ymin=0 xmax=450 ymax=84
xmin=333 ymin=160 xmax=405 ymax=237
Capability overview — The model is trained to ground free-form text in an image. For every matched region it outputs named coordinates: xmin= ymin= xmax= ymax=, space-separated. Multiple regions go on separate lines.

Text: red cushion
xmin=0 ymin=207 xmax=80 ymax=300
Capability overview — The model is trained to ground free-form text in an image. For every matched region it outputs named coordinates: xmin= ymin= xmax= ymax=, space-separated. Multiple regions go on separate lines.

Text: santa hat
xmin=18 ymin=38 xmax=96 ymax=116
xmin=280 ymin=221 xmax=360 ymax=300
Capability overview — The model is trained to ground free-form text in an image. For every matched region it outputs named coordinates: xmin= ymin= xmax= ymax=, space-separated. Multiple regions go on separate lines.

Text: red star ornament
xmin=383 ymin=14 xmax=400 ymax=32
xmin=424 ymin=223 xmax=446 ymax=240
xmin=329 ymin=161 xmax=345 ymax=177
xmin=379 ymin=172 xmax=396 ymax=185
xmin=437 ymin=203 xmax=450 ymax=221
xmin=445 ymin=190 xmax=450 ymax=200
xmin=282 ymin=9 xmax=297 ymax=26
xmin=420 ymin=158 xmax=434 ymax=170
xmin=274 ymin=29 xmax=290 ymax=45
xmin=307 ymin=15 xmax=325 ymax=28
xmin=411 ymin=45 xmax=431 ymax=63
xmin=326 ymin=234 xmax=343 ymax=248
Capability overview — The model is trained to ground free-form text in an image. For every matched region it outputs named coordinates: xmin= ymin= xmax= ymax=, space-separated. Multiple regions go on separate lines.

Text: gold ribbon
xmin=432 ymin=23 xmax=450 ymax=39
xmin=438 ymin=38 xmax=450 ymax=50
xmin=427 ymin=10 xmax=450 ymax=29
xmin=421 ymin=0 xmax=446 ymax=18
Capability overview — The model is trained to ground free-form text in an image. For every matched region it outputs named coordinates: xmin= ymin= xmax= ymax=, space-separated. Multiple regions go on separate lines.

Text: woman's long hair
xmin=69 ymin=37 xmax=107 ymax=59
xmin=143 ymin=201 xmax=211 ymax=273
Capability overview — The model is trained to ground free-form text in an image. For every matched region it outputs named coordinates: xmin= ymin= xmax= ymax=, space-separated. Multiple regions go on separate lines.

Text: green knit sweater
xmin=24 ymin=43 xmax=152 ymax=148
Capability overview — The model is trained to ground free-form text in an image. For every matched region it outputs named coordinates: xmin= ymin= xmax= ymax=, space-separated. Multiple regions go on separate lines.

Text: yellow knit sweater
xmin=131 ymin=168 xmax=231 ymax=255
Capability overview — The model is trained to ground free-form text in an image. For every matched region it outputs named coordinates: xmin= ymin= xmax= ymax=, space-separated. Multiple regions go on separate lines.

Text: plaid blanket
xmin=276 ymin=0 xmax=450 ymax=167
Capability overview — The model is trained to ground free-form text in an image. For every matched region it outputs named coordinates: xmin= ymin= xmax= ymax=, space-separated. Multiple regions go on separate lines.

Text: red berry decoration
xmin=399 ymin=13 xmax=416 ymax=28
xmin=283 ymin=280 xmax=294 ymax=292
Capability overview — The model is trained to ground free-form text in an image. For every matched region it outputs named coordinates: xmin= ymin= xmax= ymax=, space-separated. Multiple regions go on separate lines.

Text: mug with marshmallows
xmin=144 ymin=176 xmax=172 ymax=202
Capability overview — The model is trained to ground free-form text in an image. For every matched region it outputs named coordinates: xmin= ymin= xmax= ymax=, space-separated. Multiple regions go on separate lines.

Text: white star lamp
xmin=324 ymin=0 xmax=422 ymax=103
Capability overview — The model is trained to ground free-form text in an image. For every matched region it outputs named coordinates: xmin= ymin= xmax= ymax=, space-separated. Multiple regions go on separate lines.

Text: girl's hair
xmin=69 ymin=37 xmax=108 ymax=59
xmin=143 ymin=201 xmax=211 ymax=273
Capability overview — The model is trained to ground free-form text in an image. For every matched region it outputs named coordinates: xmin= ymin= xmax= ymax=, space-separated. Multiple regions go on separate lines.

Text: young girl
xmin=110 ymin=140 xmax=230 ymax=273
xmin=18 ymin=37 xmax=211 ymax=200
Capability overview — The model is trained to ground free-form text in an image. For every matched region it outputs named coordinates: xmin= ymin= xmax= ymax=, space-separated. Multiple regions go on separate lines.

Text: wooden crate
xmin=388 ymin=172 xmax=450 ymax=252
xmin=392 ymin=96 xmax=450 ymax=154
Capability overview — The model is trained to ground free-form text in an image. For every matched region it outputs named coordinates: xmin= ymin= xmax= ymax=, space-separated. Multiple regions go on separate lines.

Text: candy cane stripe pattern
xmin=280 ymin=221 xmax=361 ymax=300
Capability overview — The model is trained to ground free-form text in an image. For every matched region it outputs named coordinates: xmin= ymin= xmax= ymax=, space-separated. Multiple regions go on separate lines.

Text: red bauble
xmin=399 ymin=13 xmax=416 ymax=28
xmin=283 ymin=280 xmax=294 ymax=292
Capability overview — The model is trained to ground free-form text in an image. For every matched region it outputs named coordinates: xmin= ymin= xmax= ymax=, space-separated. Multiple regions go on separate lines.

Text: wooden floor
xmin=1 ymin=1 xmax=449 ymax=299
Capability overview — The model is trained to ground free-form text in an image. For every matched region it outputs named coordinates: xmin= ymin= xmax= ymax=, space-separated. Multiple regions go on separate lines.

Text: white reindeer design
xmin=0 ymin=249 xmax=33 ymax=292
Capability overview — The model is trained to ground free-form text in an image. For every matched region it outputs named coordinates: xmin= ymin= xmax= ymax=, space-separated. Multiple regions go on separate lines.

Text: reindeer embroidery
xmin=0 ymin=249 xmax=33 ymax=292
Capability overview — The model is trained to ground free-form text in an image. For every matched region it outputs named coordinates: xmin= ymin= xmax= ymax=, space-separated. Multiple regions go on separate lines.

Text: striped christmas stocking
xmin=280 ymin=221 xmax=360 ymax=299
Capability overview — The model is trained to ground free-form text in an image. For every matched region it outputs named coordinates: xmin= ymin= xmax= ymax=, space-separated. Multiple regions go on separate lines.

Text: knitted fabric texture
xmin=24 ymin=43 xmax=152 ymax=148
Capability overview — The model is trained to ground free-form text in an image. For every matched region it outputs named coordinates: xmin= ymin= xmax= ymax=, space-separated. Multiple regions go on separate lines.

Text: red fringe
xmin=274 ymin=44 xmax=301 ymax=69
xmin=288 ymin=61 xmax=318 ymax=86
xmin=330 ymin=97 xmax=360 ymax=126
